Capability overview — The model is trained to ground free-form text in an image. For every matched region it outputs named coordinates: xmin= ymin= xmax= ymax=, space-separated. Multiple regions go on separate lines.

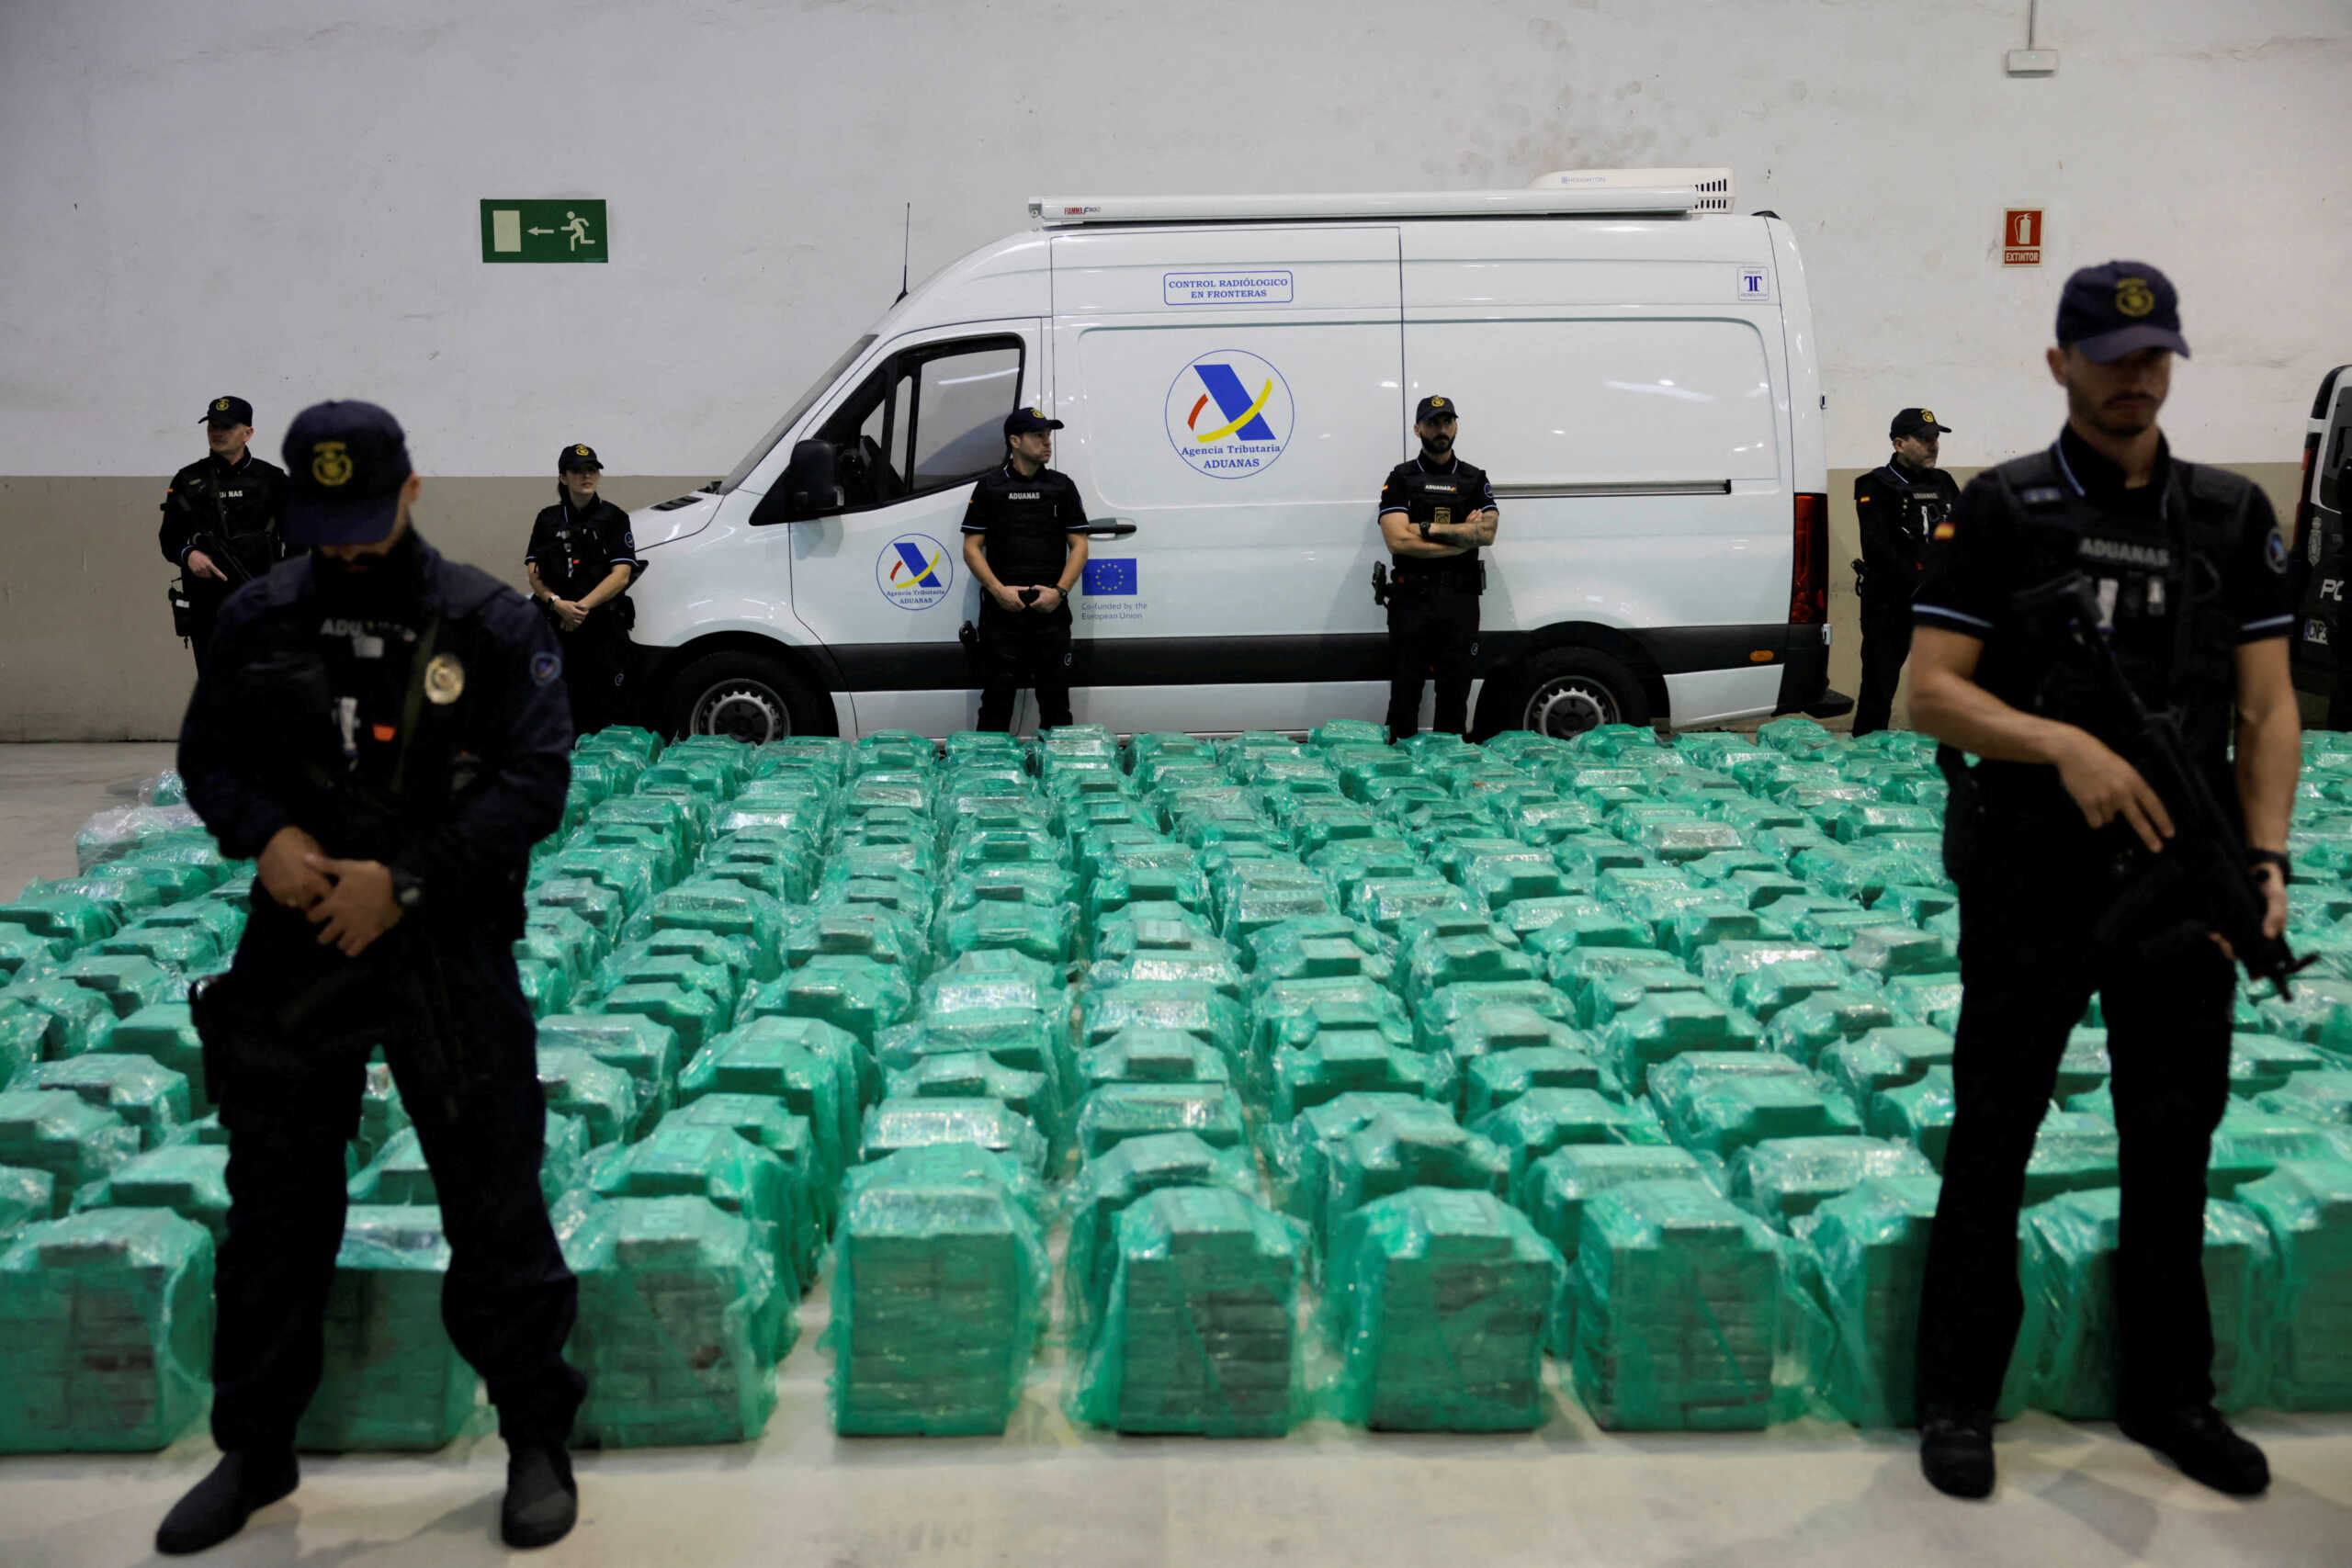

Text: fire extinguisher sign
xmin=2002 ymin=209 xmax=2044 ymax=266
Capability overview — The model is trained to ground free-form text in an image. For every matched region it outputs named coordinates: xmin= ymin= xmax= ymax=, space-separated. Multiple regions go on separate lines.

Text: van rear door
xmin=2290 ymin=365 xmax=2352 ymax=716
xmin=1047 ymin=227 xmax=1403 ymax=734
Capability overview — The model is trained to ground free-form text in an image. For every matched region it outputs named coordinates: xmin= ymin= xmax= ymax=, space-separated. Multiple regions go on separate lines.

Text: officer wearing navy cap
xmin=960 ymin=407 xmax=1091 ymax=731
xmin=164 ymin=401 xmax=585 ymax=1553
xmin=1907 ymin=263 xmax=2296 ymax=1501
xmin=158 ymin=395 xmax=289 ymax=669
xmin=1850 ymin=408 xmax=1961 ymax=733
xmin=526 ymin=442 xmax=644 ymax=734
xmin=1376 ymin=395 xmax=1498 ymax=739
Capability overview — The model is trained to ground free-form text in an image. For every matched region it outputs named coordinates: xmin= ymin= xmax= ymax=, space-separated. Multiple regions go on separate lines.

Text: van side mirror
xmin=751 ymin=439 xmax=840 ymax=525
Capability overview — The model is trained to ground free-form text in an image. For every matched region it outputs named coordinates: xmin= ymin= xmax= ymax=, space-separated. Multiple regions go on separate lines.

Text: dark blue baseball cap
xmin=2057 ymin=261 xmax=2190 ymax=364
xmin=280 ymin=400 xmax=413 ymax=546
xmin=558 ymin=442 xmax=602 ymax=472
xmin=1003 ymin=406 xmax=1064 ymax=435
xmin=200 ymin=395 xmax=253 ymax=427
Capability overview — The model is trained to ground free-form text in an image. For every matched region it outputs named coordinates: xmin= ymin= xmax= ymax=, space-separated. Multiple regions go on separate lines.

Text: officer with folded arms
xmin=1377 ymin=395 xmax=1498 ymax=739
xmin=526 ymin=441 xmax=643 ymax=734
xmin=159 ymin=396 xmax=289 ymax=670
xmin=1851 ymin=408 xmax=1960 ymax=734
xmin=961 ymin=407 xmax=1091 ymax=732
xmin=162 ymin=400 xmax=585 ymax=1554
xmin=1906 ymin=263 xmax=2297 ymax=1501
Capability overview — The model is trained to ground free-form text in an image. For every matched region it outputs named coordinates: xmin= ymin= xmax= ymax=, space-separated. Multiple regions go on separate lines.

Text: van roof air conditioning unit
xmin=1528 ymin=168 xmax=1735 ymax=214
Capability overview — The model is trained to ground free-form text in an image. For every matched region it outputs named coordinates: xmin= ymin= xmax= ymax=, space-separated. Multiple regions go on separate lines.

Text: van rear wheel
xmin=1503 ymin=648 xmax=1651 ymax=739
xmin=659 ymin=649 xmax=834 ymax=742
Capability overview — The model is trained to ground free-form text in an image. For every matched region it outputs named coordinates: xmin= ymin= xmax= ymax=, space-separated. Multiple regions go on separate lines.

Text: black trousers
xmin=555 ymin=609 xmax=633 ymax=736
xmin=976 ymin=601 xmax=1073 ymax=732
xmin=1853 ymin=600 xmax=1913 ymax=736
xmin=1385 ymin=584 xmax=1479 ymax=740
xmin=204 ymin=911 xmax=584 ymax=1452
xmin=1915 ymin=849 xmax=2235 ymax=1421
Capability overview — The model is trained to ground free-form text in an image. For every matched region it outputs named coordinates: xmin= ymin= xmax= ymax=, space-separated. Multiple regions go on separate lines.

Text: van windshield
xmin=717 ymin=334 xmax=879 ymax=494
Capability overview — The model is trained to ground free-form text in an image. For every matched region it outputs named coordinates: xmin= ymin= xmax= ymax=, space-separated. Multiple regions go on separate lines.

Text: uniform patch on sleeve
xmin=532 ymin=651 xmax=563 ymax=685
xmin=2266 ymin=528 xmax=2290 ymax=574
xmin=1933 ymin=521 xmax=1956 ymax=541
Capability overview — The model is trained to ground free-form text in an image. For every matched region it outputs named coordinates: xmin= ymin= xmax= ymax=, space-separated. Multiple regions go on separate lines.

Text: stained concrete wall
xmin=0 ymin=1 xmax=2342 ymax=737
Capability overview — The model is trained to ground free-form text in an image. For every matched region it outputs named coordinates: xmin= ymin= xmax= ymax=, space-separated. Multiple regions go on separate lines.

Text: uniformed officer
xmin=161 ymin=401 xmax=585 ymax=1554
xmin=1377 ymin=395 xmax=1498 ymax=739
xmin=1907 ymin=263 xmax=2297 ymax=1500
xmin=961 ymin=407 xmax=1091 ymax=732
xmin=526 ymin=442 xmax=643 ymax=734
xmin=1851 ymin=408 xmax=1960 ymax=734
xmin=159 ymin=396 xmax=290 ymax=670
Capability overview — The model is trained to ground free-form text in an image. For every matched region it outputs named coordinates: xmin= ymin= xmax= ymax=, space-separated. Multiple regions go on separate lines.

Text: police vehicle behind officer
xmin=526 ymin=442 xmax=644 ymax=734
xmin=159 ymin=395 xmax=289 ymax=669
xmin=960 ymin=407 xmax=1091 ymax=732
xmin=164 ymin=400 xmax=585 ymax=1554
xmin=1850 ymin=407 xmax=1959 ymax=734
xmin=1375 ymin=395 xmax=1498 ymax=739
xmin=1906 ymin=261 xmax=2298 ymax=1503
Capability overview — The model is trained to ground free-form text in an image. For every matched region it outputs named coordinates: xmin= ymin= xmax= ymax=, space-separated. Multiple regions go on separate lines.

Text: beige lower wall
xmin=0 ymin=462 xmax=2306 ymax=742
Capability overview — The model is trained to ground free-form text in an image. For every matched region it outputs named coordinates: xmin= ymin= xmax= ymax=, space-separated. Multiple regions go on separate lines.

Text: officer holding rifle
xmin=1905 ymin=262 xmax=2300 ymax=1502
xmin=160 ymin=395 xmax=289 ymax=670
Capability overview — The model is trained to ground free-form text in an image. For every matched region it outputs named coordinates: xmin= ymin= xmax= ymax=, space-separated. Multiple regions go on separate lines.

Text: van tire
xmin=1493 ymin=648 xmax=1651 ymax=738
xmin=659 ymin=649 xmax=834 ymax=742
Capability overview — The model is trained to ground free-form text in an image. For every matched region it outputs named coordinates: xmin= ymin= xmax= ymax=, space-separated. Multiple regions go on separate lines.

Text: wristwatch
xmin=389 ymin=865 xmax=426 ymax=910
xmin=2250 ymin=850 xmax=2292 ymax=885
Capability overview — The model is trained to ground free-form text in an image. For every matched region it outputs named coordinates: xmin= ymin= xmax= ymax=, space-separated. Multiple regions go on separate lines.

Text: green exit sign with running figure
xmin=481 ymin=199 xmax=608 ymax=263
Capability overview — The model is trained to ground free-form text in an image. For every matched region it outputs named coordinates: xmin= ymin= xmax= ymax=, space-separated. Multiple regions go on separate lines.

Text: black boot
xmin=502 ymin=1444 xmax=579 ymax=1550
xmin=1919 ymin=1412 xmax=1996 ymax=1499
xmin=2118 ymin=1404 xmax=2270 ymax=1496
xmin=155 ymin=1450 xmax=300 ymax=1555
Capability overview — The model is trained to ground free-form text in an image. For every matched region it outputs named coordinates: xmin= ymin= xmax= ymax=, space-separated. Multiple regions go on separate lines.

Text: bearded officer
xmin=161 ymin=400 xmax=585 ymax=1554
xmin=1377 ymin=395 xmax=1498 ymax=739
xmin=1851 ymin=408 xmax=1961 ymax=734
xmin=159 ymin=396 xmax=290 ymax=670
xmin=1906 ymin=263 xmax=2296 ymax=1501
xmin=961 ymin=407 xmax=1091 ymax=732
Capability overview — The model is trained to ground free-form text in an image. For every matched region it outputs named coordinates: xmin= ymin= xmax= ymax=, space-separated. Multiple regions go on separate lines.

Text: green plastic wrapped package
xmin=921 ymin=947 xmax=1071 ymax=1021
xmin=1603 ymin=994 xmax=1766 ymax=1095
xmin=293 ymin=1204 xmax=478 ymax=1450
xmin=536 ymin=845 xmax=664 ymax=919
xmin=1061 ymin=1131 xmax=1261 ymax=1342
xmin=588 ymin=944 xmax=745 ymax=1021
xmin=585 ymin=1125 xmax=799 ymax=1282
xmin=0 ymin=1004 xmax=43 ymax=1086
xmin=2257 ymin=1070 xmax=2352 ymax=1127
xmin=655 ymin=1099 xmax=820 ymax=1288
xmin=1871 ymin=1067 xmax=1959 ymax=1168
xmin=1075 ymin=1081 xmax=1249 ymax=1160
xmin=933 ymin=900 xmax=1080 ymax=966
xmin=1576 ymin=963 xmax=1712 ymax=1032
xmin=0 ymin=1090 xmax=137 ymax=1214
xmin=1323 ymin=1188 xmax=1560 ymax=1431
xmin=1839 ymin=925 xmax=1957 ymax=983
xmin=2234 ymin=1159 xmax=2352 ymax=1409
xmin=0 ymin=927 xmax=71 ymax=987
xmin=56 ymin=954 xmax=185 ymax=1021
xmin=1725 ymin=960 xmax=1849 ymax=1024
xmin=1763 ymin=991 xmax=1904 ymax=1067
xmin=568 ymin=1196 xmax=791 ymax=1448
xmin=5 ymin=977 xmax=119 ymax=1060
xmin=1414 ymin=981 xmax=1574 ymax=1056
xmin=355 ymin=1062 xmax=411 ymax=1171
xmin=595 ymin=980 xmax=727 ymax=1064
xmin=534 ymin=1046 xmax=639 ymax=1149
xmin=2021 ymin=1190 xmax=2273 ymax=1417
xmin=1729 ymin=1136 xmax=1935 ymax=1227
xmin=529 ymin=875 xmax=628 ymax=937
xmin=1657 ymin=1071 xmax=1862 ymax=1162
xmin=828 ymin=1149 xmax=1049 ymax=1436
xmin=1462 ymin=1044 xmax=1621 ymax=1119
xmin=677 ymin=1020 xmax=856 ymax=1209
xmin=1073 ymin=1027 xmax=1232 ymax=1099
xmin=1069 ymin=1187 xmax=1306 ymax=1437
xmin=1439 ymin=1002 xmax=1604 ymax=1084
xmin=1526 ymin=1145 xmax=1711 ymax=1350
xmin=1271 ymin=1033 xmax=1453 ymax=1121
xmin=1321 ymin=1114 xmax=1512 ymax=1251
xmin=10 ymin=1052 xmax=189 ymax=1150
xmin=1469 ymin=1089 xmax=1672 ymax=1206
xmin=73 ymin=1141 xmax=232 ymax=1242
xmin=1079 ymin=981 xmax=1248 ymax=1066
xmin=0 ymin=1163 xmax=56 ymax=1237
xmin=0 ymin=1207 xmax=214 ymax=1452
xmin=1250 ymin=976 xmax=1416 ymax=1073
xmin=2229 ymin=1034 xmax=2331 ymax=1098
xmin=350 ymin=1119 xmax=587 ymax=1209
xmin=624 ymin=882 xmax=787 ymax=982
xmin=1263 ymin=1094 xmax=1453 ymax=1232
xmin=1819 ymin=1027 xmax=1954 ymax=1109
xmin=1403 ymin=933 xmax=1539 ymax=1012
xmin=1568 ymin=1179 xmax=1800 ymax=1431
xmin=2203 ymin=1103 xmax=2352 ymax=1196
xmin=886 ymin=1052 xmax=1065 ymax=1155
xmin=1805 ymin=1176 xmax=2041 ymax=1427
xmin=859 ymin=1096 xmax=1050 ymax=1175
xmin=742 ymin=955 xmax=913 ymax=1056
xmin=1880 ymin=976 xmax=1966 ymax=1032
xmin=0 ymin=888 xmax=121 ymax=946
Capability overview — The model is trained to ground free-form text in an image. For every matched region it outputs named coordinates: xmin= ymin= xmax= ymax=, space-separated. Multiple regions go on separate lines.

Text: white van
xmin=627 ymin=172 xmax=1843 ymax=741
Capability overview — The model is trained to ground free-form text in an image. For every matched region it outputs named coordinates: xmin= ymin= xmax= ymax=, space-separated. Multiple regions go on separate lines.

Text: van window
xmin=1404 ymin=319 xmax=1780 ymax=486
xmin=817 ymin=335 xmax=1025 ymax=512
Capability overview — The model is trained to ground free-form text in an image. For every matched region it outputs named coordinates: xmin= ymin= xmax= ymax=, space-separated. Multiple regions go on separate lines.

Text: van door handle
xmin=1086 ymin=518 xmax=1138 ymax=538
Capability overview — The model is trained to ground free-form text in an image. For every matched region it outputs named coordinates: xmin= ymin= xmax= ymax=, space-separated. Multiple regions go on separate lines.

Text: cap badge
xmin=212 ymin=398 xmax=230 ymax=412
xmin=1918 ymin=410 xmax=1935 ymax=425
xmin=424 ymin=652 xmax=466 ymax=705
xmin=573 ymin=444 xmax=590 ymax=457
xmin=2115 ymin=276 xmax=2156 ymax=318
xmin=1430 ymin=398 xmax=1446 ymax=408
xmin=311 ymin=440 xmax=353 ymax=488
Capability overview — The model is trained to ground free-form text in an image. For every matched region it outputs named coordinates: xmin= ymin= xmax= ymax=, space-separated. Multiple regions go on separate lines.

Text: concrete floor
xmin=6 ymin=742 xmax=2352 ymax=1568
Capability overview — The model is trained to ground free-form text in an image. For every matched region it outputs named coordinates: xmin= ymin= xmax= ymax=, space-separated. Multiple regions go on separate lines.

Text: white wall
xmin=2 ymin=0 xmax=2347 ymax=481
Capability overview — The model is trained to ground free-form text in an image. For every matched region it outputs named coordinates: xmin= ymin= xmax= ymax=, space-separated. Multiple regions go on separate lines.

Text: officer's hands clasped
xmin=302 ymin=853 xmax=405 ymax=957
xmin=2052 ymin=728 xmax=2175 ymax=853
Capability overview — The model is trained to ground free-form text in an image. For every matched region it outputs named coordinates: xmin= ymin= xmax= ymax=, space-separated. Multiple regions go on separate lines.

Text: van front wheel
xmin=1496 ymin=648 xmax=1651 ymax=739
xmin=658 ymin=649 xmax=834 ymax=742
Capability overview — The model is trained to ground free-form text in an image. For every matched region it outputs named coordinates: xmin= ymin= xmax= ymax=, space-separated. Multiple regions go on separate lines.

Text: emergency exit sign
xmin=2002 ymin=208 xmax=2044 ymax=266
xmin=481 ymin=199 xmax=608 ymax=264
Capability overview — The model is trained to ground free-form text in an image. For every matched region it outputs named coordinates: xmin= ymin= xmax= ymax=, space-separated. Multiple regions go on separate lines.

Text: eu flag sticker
xmin=1083 ymin=558 xmax=1137 ymax=596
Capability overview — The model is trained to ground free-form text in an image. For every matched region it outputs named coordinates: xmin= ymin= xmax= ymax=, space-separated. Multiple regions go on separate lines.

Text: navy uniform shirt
xmin=525 ymin=496 xmax=642 ymax=604
xmin=158 ymin=450 xmax=290 ymax=583
xmin=1852 ymin=458 xmax=1959 ymax=605
xmin=961 ymin=461 xmax=1090 ymax=588
xmin=1377 ymin=455 xmax=1498 ymax=583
